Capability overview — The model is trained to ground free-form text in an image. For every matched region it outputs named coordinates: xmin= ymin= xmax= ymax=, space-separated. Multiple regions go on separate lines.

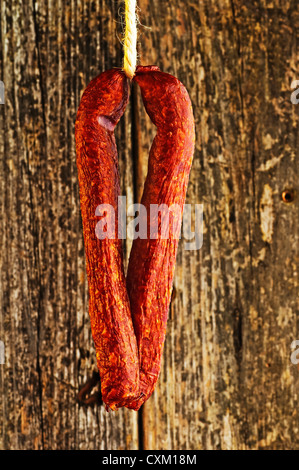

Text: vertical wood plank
xmin=0 ymin=0 xmax=138 ymax=450
xmin=0 ymin=0 xmax=298 ymax=450
xmin=136 ymin=0 xmax=299 ymax=450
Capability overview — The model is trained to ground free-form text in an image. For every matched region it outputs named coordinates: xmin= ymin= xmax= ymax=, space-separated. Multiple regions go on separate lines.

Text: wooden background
xmin=0 ymin=0 xmax=298 ymax=450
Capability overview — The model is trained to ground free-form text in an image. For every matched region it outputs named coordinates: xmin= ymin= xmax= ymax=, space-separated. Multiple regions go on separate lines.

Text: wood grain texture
xmin=0 ymin=0 xmax=137 ymax=450
xmin=136 ymin=0 xmax=299 ymax=450
xmin=0 ymin=0 xmax=298 ymax=450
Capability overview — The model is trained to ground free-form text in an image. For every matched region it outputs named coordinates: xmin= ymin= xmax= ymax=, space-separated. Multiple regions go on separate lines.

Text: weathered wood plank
xmin=136 ymin=0 xmax=299 ymax=450
xmin=0 ymin=0 xmax=298 ymax=450
xmin=0 ymin=0 xmax=138 ymax=450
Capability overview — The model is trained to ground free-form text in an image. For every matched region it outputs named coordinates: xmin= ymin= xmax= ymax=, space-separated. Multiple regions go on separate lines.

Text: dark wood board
xmin=0 ymin=0 xmax=298 ymax=450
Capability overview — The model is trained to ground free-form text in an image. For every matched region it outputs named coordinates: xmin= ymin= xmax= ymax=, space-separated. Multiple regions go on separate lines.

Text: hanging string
xmin=123 ymin=0 xmax=137 ymax=79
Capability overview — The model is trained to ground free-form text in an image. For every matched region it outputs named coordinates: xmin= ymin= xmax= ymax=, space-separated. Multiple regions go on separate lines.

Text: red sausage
xmin=126 ymin=66 xmax=195 ymax=409
xmin=75 ymin=69 xmax=140 ymax=410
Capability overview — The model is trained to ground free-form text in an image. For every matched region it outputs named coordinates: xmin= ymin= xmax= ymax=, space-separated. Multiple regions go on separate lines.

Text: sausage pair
xmin=75 ymin=66 xmax=195 ymax=410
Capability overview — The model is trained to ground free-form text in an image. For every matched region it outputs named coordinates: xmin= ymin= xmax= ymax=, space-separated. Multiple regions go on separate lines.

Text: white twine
xmin=123 ymin=0 xmax=137 ymax=79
